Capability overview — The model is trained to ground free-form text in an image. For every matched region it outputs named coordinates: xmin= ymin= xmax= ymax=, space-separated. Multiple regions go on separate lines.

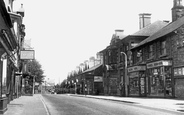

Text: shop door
xmin=139 ymin=72 xmax=146 ymax=96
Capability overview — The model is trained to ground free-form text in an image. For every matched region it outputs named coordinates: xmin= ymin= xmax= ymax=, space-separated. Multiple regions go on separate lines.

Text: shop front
xmin=94 ymin=76 xmax=103 ymax=95
xmin=174 ymin=67 xmax=184 ymax=98
xmin=128 ymin=65 xmax=146 ymax=97
xmin=146 ymin=60 xmax=173 ymax=97
xmin=82 ymin=64 xmax=103 ymax=95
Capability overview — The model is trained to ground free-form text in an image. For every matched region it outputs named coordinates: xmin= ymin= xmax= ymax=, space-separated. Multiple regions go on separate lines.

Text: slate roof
xmin=99 ymin=20 xmax=168 ymax=53
xmin=132 ymin=20 xmax=169 ymax=36
xmin=82 ymin=64 xmax=102 ymax=74
xmin=132 ymin=16 xmax=184 ymax=49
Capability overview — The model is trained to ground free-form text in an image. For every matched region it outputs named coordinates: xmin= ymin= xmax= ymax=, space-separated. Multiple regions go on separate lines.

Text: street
xmin=42 ymin=94 xmax=183 ymax=115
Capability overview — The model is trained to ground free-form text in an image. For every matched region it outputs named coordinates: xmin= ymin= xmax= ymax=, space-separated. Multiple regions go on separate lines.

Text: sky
xmin=12 ymin=0 xmax=175 ymax=84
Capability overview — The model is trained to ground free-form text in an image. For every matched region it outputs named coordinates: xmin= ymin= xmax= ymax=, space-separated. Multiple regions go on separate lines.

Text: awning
xmin=82 ymin=64 xmax=103 ymax=75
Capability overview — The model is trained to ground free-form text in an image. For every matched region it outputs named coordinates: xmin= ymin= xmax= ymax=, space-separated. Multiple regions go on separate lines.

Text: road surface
xmin=42 ymin=94 xmax=183 ymax=115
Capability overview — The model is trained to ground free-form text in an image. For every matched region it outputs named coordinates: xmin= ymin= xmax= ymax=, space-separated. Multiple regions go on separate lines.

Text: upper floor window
xmin=148 ymin=44 xmax=154 ymax=59
xmin=137 ymin=49 xmax=142 ymax=62
xmin=160 ymin=40 xmax=166 ymax=56
xmin=130 ymin=42 xmax=139 ymax=48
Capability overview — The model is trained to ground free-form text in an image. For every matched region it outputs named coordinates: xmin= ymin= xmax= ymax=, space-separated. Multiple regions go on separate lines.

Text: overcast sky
xmin=13 ymin=0 xmax=175 ymax=84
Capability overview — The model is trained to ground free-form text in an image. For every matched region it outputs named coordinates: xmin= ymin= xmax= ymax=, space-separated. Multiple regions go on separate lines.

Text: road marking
xmin=39 ymin=95 xmax=50 ymax=115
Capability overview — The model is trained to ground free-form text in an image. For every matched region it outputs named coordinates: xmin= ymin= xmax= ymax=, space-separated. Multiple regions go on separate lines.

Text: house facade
xmin=0 ymin=0 xmax=25 ymax=113
xmin=130 ymin=0 xmax=184 ymax=98
xmin=100 ymin=14 xmax=168 ymax=96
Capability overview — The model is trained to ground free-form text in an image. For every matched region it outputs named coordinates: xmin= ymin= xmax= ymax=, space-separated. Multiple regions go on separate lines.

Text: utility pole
xmin=121 ymin=52 xmax=128 ymax=97
xmin=32 ymin=76 xmax=35 ymax=95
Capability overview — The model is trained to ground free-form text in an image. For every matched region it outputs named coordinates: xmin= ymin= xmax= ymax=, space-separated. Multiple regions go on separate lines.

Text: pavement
xmin=3 ymin=94 xmax=49 ymax=115
xmin=2 ymin=94 xmax=184 ymax=115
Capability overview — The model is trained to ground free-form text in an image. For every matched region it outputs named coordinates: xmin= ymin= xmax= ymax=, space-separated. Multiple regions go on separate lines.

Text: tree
xmin=27 ymin=59 xmax=45 ymax=84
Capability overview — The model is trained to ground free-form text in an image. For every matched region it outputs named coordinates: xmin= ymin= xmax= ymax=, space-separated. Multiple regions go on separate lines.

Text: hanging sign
xmin=20 ymin=50 xmax=35 ymax=60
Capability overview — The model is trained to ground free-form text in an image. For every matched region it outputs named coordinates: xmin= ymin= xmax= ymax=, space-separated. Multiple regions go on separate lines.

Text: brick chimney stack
xmin=139 ymin=13 xmax=151 ymax=30
xmin=172 ymin=0 xmax=184 ymax=21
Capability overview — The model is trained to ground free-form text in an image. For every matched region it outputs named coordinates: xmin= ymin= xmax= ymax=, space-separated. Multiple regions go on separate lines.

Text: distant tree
xmin=60 ymin=79 xmax=67 ymax=88
xmin=27 ymin=59 xmax=45 ymax=84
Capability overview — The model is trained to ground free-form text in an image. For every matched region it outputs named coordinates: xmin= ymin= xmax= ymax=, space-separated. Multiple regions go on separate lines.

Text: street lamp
xmin=32 ymin=75 xmax=35 ymax=95
xmin=75 ymin=79 xmax=78 ymax=94
xmin=120 ymin=52 xmax=128 ymax=97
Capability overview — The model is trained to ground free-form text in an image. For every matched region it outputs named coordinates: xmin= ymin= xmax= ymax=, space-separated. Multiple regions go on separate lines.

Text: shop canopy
xmin=82 ymin=64 xmax=103 ymax=76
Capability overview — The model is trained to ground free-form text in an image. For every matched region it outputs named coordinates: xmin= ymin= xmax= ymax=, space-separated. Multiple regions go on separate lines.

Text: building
xmin=100 ymin=14 xmax=169 ymax=96
xmin=0 ymin=0 xmax=25 ymax=113
xmin=130 ymin=0 xmax=184 ymax=98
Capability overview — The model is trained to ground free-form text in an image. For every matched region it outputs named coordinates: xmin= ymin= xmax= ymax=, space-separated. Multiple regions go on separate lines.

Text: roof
xmin=0 ymin=0 xmax=13 ymax=28
xmin=132 ymin=16 xmax=184 ymax=49
xmin=82 ymin=64 xmax=102 ymax=74
xmin=132 ymin=20 xmax=169 ymax=36
xmin=99 ymin=21 xmax=168 ymax=53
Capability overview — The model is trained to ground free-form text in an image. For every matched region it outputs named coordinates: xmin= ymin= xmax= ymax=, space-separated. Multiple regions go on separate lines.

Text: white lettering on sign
xmin=94 ymin=76 xmax=103 ymax=82
xmin=20 ymin=50 xmax=35 ymax=60
xmin=128 ymin=66 xmax=146 ymax=72
xmin=147 ymin=60 xmax=172 ymax=69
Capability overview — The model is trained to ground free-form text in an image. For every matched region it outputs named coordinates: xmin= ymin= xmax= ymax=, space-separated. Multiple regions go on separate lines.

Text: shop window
xmin=160 ymin=40 xmax=166 ymax=56
xmin=129 ymin=77 xmax=139 ymax=95
xmin=2 ymin=59 xmax=7 ymax=97
xmin=148 ymin=67 xmax=172 ymax=97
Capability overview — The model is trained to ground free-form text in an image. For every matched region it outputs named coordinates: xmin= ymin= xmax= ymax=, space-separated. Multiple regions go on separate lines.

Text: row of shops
xmin=66 ymin=0 xmax=184 ymax=99
xmin=74 ymin=60 xmax=175 ymax=98
xmin=0 ymin=1 xmax=29 ymax=114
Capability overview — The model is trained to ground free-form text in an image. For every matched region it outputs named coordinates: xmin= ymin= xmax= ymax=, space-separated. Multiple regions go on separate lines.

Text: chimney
xmin=172 ymin=0 xmax=184 ymax=21
xmin=139 ymin=13 xmax=151 ymax=29
xmin=17 ymin=4 xmax=25 ymax=17
xmin=115 ymin=29 xmax=124 ymax=37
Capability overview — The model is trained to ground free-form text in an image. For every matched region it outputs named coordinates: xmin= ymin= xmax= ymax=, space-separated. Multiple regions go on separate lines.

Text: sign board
xmin=128 ymin=66 xmax=146 ymax=72
xmin=147 ymin=60 xmax=172 ymax=69
xmin=94 ymin=76 xmax=103 ymax=82
xmin=20 ymin=50 xmax=35 ymax=60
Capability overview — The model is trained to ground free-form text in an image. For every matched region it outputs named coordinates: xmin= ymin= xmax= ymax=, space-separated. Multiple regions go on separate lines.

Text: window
xmin=148 ymin=44 xmax=154 ymax=59
xmin=130 ymin=42 xmax=139 ymax=48
xmin=160 ymin=41 xmax=166 ymax=56
xmin=137 ymin=49 xmax=142 ymax=62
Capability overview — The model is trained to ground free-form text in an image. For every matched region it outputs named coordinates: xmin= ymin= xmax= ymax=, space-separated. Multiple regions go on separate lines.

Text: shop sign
xmin=94 ymin=76 xmax=103 ymax=82
xmin=128 ymin=66 xmax=146 ymax=72
xmin=20 ymin=50 xmax=35 ymax=60
xmin=129 ymin=72 xmax=139 ymax=78
xmin=147 ymin=60 xmax=172 ymax=69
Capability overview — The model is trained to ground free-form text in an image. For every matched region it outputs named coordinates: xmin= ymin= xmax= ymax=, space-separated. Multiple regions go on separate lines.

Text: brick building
xmin=130 ymin=0 xmax=184 ymax=98
xmin=100 ymin=17 xmax=168 ymax=96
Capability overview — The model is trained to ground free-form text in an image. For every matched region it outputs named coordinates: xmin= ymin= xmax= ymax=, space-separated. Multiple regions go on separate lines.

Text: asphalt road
xmin=42 ymin=94 xmax=183 ymax=115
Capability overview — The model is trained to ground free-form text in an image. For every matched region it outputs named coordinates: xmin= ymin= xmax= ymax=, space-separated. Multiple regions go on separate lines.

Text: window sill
xmin=159 ymin=53 xmax=167 ymax=58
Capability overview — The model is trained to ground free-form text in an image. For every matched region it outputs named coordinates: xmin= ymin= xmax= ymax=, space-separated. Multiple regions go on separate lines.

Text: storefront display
xmin=146 ymin=60 xmax=172 ymax=97
xmin=128 ymin=66 xmax=146 ymax=96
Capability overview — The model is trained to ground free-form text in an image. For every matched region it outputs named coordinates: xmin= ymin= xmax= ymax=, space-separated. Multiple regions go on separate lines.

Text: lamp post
xmin=32 ymin=75 xmax=35 ymax=95
xmin=120 ymin=52 xmax=128 ymax=97
xmin=75 ymin=79 xmax=78 ymax=94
